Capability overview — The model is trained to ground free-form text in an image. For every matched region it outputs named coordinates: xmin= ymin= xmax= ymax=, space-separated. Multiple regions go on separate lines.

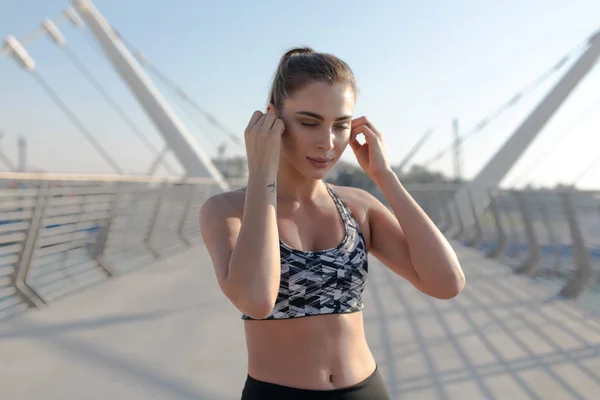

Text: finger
xmin=255 ymin=112 xmax=274 ymax=133
xmin=247 ymin=110 xmax=263 ymax=131
xmin=351 ymin=124 xmax=378 ymax=144
xmin=253 ymin=112 xmax=271 ymax=132
xmin=352 ymin=118 xmax=382 ymax=139
xmin=254 ymin=112 xmax=269 ymax=130
xmin=351 ymin=116 xmax=367 ymax=128
xmin=363 ymin=125 xmax=380 ymax=141
xmin=271 ymin=119 xmax=285 ymax=135
xmin=262 ymin=109 xmax=277 ymax=131
xmin=348 ymin=135 xmax=362 ymax=152
xmin=348 ymin=130 xmax=364 ymax=150
xmin=366 ymin=122 xmax=382 ymax=139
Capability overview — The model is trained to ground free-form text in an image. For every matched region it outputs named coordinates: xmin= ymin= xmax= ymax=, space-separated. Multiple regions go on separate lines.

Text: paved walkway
xmin=1 ymin=242 xmax=600 ymax=399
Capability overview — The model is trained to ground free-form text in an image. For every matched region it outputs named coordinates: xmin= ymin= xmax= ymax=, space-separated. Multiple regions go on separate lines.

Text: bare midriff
xmin=244 ymin=312 xmax=377 ymax=390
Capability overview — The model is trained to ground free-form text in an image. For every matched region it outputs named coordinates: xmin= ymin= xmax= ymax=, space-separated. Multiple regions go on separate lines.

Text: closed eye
xmin=301 ymin=123 xmax=350 ymax=130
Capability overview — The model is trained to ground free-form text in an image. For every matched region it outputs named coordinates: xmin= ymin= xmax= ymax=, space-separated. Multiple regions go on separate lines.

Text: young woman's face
xmin=274 ymin=82 xmax=356 ymax=180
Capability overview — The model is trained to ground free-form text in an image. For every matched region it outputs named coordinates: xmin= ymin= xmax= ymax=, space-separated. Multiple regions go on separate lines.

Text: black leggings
xmin=240 ymin=366 xmax=391 ymax=400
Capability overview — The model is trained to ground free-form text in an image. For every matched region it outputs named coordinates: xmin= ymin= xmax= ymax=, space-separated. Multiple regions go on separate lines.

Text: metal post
xmin=465 ymin=187 xmax=483 ymax=248
xmin=439 ymin=190 xmax=453 ymax=233
xmin=419 ymin=192 xmax=436 ymax=225
xmin=72 ymin=0 xmax=229 ymax=190
xmin=514 ymin=191 xmax=541 ymax=275
xmin=17 ymin=136 xmax=27 ymax=172
xmin=558 ymin=191 xmax=594 ymax=299
xmin=538 ymin=200 xmax=562 ymax=277
xmin=177 ymin=185 xmax=196 ymax=246
xmin=144 ymin=183 xmax=165 ymax=259
xmin=451 ymin=199 xmax=465 ymax=240
xmin=504 ymin=198 xmax=521 ymax=261
xmin=452 ymin=118 xmax=462 ymax=182
xmin=14 ymin=181 xmax=51 ymax=307
xmin=486 ymin=192 xmax=507 ymax=259
xmin=430 ymin=193 xmax=445 ymax=228
xmin=92 ymin=182 xmax=122 ymax=276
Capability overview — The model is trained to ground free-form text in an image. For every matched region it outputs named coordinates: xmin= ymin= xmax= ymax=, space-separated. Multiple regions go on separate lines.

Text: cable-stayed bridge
xmin=1 ymin=1 xmax=600 ymax=398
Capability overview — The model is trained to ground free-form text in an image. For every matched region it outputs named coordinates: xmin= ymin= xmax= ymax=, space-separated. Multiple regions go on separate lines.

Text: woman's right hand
xmin=244 ymin=107 xmax=285 ymax=180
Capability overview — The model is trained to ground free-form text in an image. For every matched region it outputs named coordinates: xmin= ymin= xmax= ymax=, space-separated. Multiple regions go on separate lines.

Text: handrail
xmin=0 ymin=176 xmax=598 ymax=320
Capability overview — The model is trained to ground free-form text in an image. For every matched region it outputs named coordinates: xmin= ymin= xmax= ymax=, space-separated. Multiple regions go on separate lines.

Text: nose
xmin=316 ymin=129 xmax=335 ymax=151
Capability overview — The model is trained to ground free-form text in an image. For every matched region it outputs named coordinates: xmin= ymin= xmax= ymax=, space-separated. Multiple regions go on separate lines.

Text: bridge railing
xmin=407 ymin=183 xmax=599 ymax=305
xmin=1 ymin=173 xmax=597 ymax=321
xmin=0 ymin=173 xmax=248 ymax=320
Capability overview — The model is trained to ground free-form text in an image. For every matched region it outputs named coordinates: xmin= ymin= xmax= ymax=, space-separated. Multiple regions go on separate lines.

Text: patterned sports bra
xmin=242 ymin=182 xmax=369 ymax=320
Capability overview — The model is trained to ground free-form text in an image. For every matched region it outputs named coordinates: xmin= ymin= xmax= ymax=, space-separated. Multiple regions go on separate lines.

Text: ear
xmin=266 ymin=103 xmax=278 ymax=116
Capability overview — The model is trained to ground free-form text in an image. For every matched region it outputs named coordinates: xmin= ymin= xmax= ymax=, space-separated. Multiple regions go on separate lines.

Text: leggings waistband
xmin=241 ymin=366 xmax=390 ymax=399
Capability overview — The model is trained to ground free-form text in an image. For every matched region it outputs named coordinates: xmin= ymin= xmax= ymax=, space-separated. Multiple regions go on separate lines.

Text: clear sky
xmin=0 ymin=0 xmax=599 ymax=189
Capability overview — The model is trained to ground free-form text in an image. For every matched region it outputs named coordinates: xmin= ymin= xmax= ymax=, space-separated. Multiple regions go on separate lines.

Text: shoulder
xmin=199 ymin=188 xmax=246 ymax=226
xmin=325 ymin=183 xmax=381 ymax=212
xmin=325 ymin=183 xmax=383 ymax=247
xmin=198 ymin=188 xmax=248 ymax=285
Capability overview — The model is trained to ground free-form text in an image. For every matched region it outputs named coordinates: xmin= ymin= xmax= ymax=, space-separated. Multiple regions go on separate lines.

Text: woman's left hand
xmin=349 ymin=116 xmax=392 ymax=180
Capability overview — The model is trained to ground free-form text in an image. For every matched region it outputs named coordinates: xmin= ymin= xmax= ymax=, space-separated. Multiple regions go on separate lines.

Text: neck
xmin=275 ymin=158 xmax=326 ymax=202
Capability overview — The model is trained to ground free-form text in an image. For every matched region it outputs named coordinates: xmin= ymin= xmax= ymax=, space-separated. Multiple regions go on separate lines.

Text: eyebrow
xmin=296 ymin=111 xmax=352 ymax=121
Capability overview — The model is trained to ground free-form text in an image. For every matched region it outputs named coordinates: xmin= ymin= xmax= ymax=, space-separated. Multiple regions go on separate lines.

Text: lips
xmin=307 ymin=157 xmax=332 ymax=169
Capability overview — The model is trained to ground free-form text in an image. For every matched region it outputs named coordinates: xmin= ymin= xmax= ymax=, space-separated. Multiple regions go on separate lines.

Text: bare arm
xmin=348 ymin=116 xmax=465 ymax=299
xmin=200 ymin=177 xmax=280 ymax=319
xmin=229 ymin=175 xmax=280 ymax=317
xmin=368 ymin=170 xmax=465 ymax=299
xmin=200 ymin=109 xmax=284 ymax=318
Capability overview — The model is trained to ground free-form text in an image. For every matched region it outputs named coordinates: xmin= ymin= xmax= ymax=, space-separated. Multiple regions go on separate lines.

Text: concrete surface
xmin=1 ymin=242 xmax=600 ymax=399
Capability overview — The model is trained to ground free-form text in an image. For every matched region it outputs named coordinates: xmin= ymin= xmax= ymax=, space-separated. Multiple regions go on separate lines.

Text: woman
xmin=200 ymin=47 xmax=465 ymax=399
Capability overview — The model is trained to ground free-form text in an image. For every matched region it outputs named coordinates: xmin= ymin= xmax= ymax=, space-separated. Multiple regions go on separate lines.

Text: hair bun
xmin=282 ymin=47 xmax=315 ymax=61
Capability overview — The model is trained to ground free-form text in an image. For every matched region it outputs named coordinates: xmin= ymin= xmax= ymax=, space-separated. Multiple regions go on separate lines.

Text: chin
xmin=302 ymin=161 xmax=337 ymax=180
xmin=303 ymin=169 xmax=331 ymax=180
